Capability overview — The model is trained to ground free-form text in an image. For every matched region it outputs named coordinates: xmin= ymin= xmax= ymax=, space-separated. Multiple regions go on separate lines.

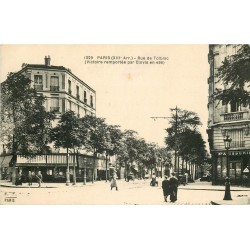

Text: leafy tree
xmin=50 ymin=111 xmax=86 ymax=185
xmin=81 ymin=115 xmax=111 ymax=183
xmin=0 ymin=72 xmax=55 ymax=184
xmin=214 ymin=44 xmax=250 ymax=105
xmin=165 ymin=107 xmax=202 ymax=175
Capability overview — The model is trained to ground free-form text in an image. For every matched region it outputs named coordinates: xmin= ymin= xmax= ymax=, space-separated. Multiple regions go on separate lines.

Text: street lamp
xmin=223 ymin=133 xmax=232 ymax=200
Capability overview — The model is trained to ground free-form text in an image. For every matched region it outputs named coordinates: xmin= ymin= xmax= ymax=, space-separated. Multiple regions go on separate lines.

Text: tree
xmin=214 ymin=44 xmax=250 ymax=105
xmin=116 ymin=130 xmax=139 ymax=181
xmin=81 ymin=115 xmax=111 ymax=183
xmin=165 ymin=107 xmax=202 ymax=175
xmin=50 ymin=111 xmax=86 ymax=185
xmin=0 ymin=72 xmax=55 ymax=184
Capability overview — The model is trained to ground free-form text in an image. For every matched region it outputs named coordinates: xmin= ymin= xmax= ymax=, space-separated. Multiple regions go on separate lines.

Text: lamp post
xmin=223 ymin=133 xmax=232 ymax=200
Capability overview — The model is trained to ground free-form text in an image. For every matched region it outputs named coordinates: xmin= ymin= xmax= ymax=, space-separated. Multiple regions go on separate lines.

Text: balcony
xmin=223 ymin=112 xmax=245 ymax=121
xmin=50 ymin=86 xmax=59 ymax=92
xmin=50 ymin=107 xmax=60 ymax=112
xmin=34 ymin=84 xmax=43 ymax=91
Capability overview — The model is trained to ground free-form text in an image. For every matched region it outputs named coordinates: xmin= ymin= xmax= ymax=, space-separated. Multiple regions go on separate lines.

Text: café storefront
xmin=0 ymin=153 xmax=107 ymax=183
xmin=213 ymin=150 xmax=250 ymax=186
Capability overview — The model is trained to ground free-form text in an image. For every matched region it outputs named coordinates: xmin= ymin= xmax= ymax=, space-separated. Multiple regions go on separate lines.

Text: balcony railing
xmin=223 ymin=112 xmax=244 ymax=121
xmin=34 ymin=84 xmax=43 ymax=91
xmin=50 ymin=107 xmax=60 ymax=112
xmin=230 ymin=141 xmax=245 ymax=148
xmin=50 ymin=86 xmax=59 ymax=92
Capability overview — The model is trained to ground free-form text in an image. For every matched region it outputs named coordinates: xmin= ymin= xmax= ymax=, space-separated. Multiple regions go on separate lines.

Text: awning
xmin=0 ymin=155 xmax=13 ymax=168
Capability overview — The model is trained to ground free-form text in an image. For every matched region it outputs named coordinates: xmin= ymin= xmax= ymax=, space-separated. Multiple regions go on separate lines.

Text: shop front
xmin=214 ymin=150 xmax=250 ymax=186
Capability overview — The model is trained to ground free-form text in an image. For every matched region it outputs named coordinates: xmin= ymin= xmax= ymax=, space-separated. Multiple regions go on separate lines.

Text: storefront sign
xmin=218 ymin=151 xmax=250 ymax=156
xmin=243 ymin=168 xmax=249 ymax=173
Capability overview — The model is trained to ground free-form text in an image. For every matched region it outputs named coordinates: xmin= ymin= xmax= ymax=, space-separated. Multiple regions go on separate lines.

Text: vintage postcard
xmin=1 ymin=44 xmax=250 ymax=205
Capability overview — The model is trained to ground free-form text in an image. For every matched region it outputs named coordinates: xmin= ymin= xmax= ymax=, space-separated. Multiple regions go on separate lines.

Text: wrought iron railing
xmin=224 ymin=112 xmax=244 ymax=121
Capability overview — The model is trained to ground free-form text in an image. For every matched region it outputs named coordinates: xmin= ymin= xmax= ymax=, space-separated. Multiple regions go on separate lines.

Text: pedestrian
xmin=162 ymin=175 xmax=170 ymax=202
xmin=150 ymin=173 xmax=158 ymax=186
xmin=36 ymin=171 xmax=43 ymax=187
xmin=15 ymin=172 xmax=22 ymax=186
xmin=28 ymin=171 xmax=33 ymax=186
xmin=184 ymin=172 xmax=189 ymax=185
xmin=169 ymin=172 xmax=178 ymax=202
xmin=110 ymin=171 xmax=118 ymax=191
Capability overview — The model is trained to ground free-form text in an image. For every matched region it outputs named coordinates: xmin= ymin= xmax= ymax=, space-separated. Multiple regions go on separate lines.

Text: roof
xmin=18 ymin=64 xmax=96 ymax=93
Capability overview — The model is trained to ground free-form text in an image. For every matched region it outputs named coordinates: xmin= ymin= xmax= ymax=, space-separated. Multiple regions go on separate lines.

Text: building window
xmin=50 ymin=76 xmax=59 ymax=92
xmin=84 ymin=91 xmax=87 ymax=103
xmin=68 ymin=80 xmax=72 ymax=94
xmin=50 ymin=98 xmax=60 ymax=112
xmin=230 ymin=101 xmax=241 ymax=112
xmin=62 ymin=74 xmax=65 ymax=89
xmin=90 ymin=95 xmax=93 ymax=107
xmin=68 ymin=100 xmax=72 ymax=111
xmin=77 ymin=105 xmax=80 ymax=117
xmin=62 ymin=99 xmax=65 ymax=113
xmin=229 ymin=129 xmax=244 ymax=148
xmin=76 ymin=86 xmax=80 ymax=99
xmin=34 ymin=75 xmax=43 ymax=90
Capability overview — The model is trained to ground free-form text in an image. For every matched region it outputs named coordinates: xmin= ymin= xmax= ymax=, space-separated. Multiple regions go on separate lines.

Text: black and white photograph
xmin=0 ymin=2 xmax=249 ymax=250
xmin=1 ymin=44 xmax=250 ymax=205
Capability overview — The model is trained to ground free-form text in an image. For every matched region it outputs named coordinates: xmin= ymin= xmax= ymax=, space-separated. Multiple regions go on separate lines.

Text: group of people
xmin=15 ymin=171 xmax=43 ymax=187
xmin=161 ymin=173 xmax=179 ymax=202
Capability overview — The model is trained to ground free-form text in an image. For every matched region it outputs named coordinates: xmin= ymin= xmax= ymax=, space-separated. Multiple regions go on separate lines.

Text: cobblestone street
xmin=1 ymin=179 xmax=250 ymax=205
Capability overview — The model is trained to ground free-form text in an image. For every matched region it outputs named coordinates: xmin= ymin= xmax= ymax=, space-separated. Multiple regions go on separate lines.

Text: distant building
xmin=207 ymin=45 xmax=250 ymax=186
xmin=0 ymin=56 xmax=110 ymax=183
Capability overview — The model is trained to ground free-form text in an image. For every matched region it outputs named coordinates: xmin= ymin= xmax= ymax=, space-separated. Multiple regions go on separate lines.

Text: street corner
xmin=211 ymin=196 xmax=250 ymax=205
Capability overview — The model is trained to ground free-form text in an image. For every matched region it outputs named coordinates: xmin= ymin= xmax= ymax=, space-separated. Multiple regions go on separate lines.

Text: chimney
xmin=44 ymin=55 xmax=51 ymax=66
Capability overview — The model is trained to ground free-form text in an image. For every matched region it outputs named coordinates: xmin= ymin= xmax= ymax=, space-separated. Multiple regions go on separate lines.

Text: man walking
xmin=162 ymin=175 xmax=170 ymax=202
xmin=36 ymin=171 xmax=43 ymax=188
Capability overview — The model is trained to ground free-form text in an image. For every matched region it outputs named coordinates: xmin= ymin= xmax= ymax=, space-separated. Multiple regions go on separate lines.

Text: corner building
xmin=1 ymin=56 xmax=108 ymax=183
xmin=207 ymin=45 xmax=250 ymax=186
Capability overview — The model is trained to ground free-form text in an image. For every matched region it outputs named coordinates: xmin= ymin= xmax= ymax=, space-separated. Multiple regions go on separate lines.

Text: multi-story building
xmin=0 ymin=56 xmax=111 ymax=183
xmin=207 ymin=45 xmax=250 ymax=186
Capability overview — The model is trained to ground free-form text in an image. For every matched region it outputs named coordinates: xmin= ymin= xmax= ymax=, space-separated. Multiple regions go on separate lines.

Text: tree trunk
xmin=92 ymin=149 xmax=96 ymax=183
xmin=105 ymin=153 xmax=108 ymax=182
xmin=66 ymin=147 xmax=70 ymax=185
xmin=11 ymin=153 xmax=17 ymax=185
xmin=181 ymin=157 xmax=184 ymax=174
xmin=72 ymin=149 xmax=76 ymax=185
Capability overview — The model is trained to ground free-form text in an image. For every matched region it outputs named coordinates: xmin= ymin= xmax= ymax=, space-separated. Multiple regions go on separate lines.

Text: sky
xmin=0 ymin=44 xmax=209 ymax=149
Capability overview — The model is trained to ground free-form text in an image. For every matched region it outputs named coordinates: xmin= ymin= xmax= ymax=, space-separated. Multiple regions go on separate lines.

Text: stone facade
xmin=207 ymin=45 xmax=250 ymax=186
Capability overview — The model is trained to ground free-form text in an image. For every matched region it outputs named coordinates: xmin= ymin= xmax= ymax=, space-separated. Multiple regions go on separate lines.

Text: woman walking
xmin=110 ymin=171 xmax=118 ymax=191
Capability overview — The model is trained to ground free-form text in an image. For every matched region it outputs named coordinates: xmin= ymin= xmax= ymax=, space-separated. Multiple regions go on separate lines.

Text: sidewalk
xmin=0 ymin=179 xmax=103 ymax=189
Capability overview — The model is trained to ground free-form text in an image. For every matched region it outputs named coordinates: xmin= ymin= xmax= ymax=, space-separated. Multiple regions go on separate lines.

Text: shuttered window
xmin=50 ymin=98 xmax=60 ymax=112
xmin=229 ymin=129 xmax=244 ymax=148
